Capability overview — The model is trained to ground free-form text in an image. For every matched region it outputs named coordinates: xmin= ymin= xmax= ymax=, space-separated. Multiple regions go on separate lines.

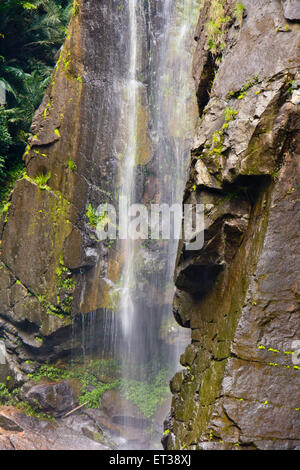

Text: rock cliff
xmin=165 ymin=0 xmax=300 ymax=450
xmin=0 ymin=0 xmax=134 ymax=382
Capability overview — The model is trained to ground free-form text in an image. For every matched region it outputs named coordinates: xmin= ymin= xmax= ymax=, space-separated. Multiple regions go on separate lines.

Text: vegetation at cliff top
xmin=0 ymin=0 xmax=72 ymax=198
xmin=233 ymin=2 xmax=245 ymax=26
xmin=205 ymin=2 xmax=246 ymax=56
xmin=205 ymin=0 xmax=231 ymax=55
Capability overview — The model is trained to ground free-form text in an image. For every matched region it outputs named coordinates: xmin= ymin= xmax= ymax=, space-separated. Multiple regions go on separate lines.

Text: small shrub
xmin=233 ymin=2 xmax=245 ymax=26
xmin=224 ymin=106 xmax=238 ymax=123
xmin=0 ymin=383 xmax=13 ymax=405
xmin=205 ymin=0 xmax=231 ymax=55
xmin=16 ymin=401 xmax=55 ymax=421
xmin=34 ymin=171 xmax=51 ymax=189
xmin=67 ymin=159 xmax=76 ymax=171
xmin=120 ymin=369 xmax=170 ymax=419
xmin=78 ymin=380 xmax=120 ymax=408
xmin=86 ymin=203 xmax=108 ymax=229
xmin=228 ymin=76 xmax=259 ymax=100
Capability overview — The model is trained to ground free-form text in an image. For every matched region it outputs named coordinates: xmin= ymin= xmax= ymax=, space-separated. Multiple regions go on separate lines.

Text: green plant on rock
xmin=197 ymin=125 xmax=226 ymax=165
xmin=56 ymin=255 xmax=76 ymax=292
xmin=67 ymin=158 xmax=76 ymax=171
xmin=78 ymin=380 xmax=120 ymax=408
xmin=1 ymin=202 xmax=11 ymax=223
xmin=228 ymin=76 xmax=259 ymax=100
xmin=120 ymin=369 xmax=170 ymax=419
xmin=205 ymin=0 xmax=231 ymax=55
xmin=33 ymin=171 xmax=51 ymax=189
xmin=224 ymin=106 xmax=238 ymax=123
xmin=86 ymin=203 xmax=99 ymax=228
xmin=233 ymin=2 xmax=245 ymax=26
xmin=36 ymin=293 xmax=64 ymax=319
xmin=0 ymin=162 xmax=25 ymax=215
xmin=0 ymin=106 xmax=12 ymax=180
xmin=29 ymin=360 xmax=122 ymax=409
xmin=209 ymin=129 xmax=225 ymax=157
xmin=0 ymin=382 xmax=13 ymax=405
xmin=288 ymin=80 xmax=297 ymax=94
xmin=29 ymin=362 xmax=170 ymax=418
xmin=16 ymin=401 xmax=55 ymax=421
xmin=63 ymin=51 xmax=71 ymax=71
xmin=29 ymin=364 xmax=70 ymax=382
xmin=86 ymin=203 xmax=110 ymax=231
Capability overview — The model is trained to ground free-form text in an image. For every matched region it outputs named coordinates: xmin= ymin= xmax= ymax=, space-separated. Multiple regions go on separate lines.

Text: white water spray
xmin=119 ymin=0 xmax=139 ymax=339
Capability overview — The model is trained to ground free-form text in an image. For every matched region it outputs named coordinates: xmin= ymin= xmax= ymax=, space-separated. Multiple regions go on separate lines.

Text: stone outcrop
xmin=0 ymin=406 xmax=111 ymax=450
xmin=20 ymin=379 xmax=79 ymax=418
xmin=165 ymin=0 xmax=300 ymax=450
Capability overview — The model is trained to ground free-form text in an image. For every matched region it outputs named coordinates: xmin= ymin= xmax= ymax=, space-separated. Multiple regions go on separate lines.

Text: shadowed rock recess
xmin=0 ymin=0 xmax=299 ymax=451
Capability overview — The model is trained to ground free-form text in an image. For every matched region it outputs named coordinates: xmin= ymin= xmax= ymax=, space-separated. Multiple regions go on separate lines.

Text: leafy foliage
xmin=0 ymin=0 xmax=71 ymax=192
xmin=33 ymin=171 xmax=51 ymax=189
xmin=0 ymin=382 xmax=13 ymax=405
xmin=29 ymin=360 xmax=122 ymax=408
xmin=28 ymin=361 xmax=170 ymax=418
xmin=67 ymin=158 xmax=76 ymax=171
xmin=224 ymin=106 xmax=238 ymax=123
xmin=228 ymin=75 xmax=259 ymax=100
xmin=16 ymin=401 xmax=56 ymax=421
xmin=120 ymin=369 xmax=170 ymax=419
xmin=205 ymin=0 xmax=231 ymax=55
xmin=78 ymin=380 xmax=120 ymax=408
xmin=233 ymin=2 xmax=245 ymax=26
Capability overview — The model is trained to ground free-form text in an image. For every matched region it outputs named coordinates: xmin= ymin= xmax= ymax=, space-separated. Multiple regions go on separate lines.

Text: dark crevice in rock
xmin=176 ymin=264 xmax=222 ymax=297
xmin=196 ymin=54 xmax=217 ymax=117
xmin=221 ymin=406 xmax=242 ymax=433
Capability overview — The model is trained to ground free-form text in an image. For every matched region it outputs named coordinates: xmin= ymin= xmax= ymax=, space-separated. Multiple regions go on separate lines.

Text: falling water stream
xmin=119 ymin=0 xmax=139 ymax=340
xmin=114 ymin=0 xmax=202 ymax=449
xmin=76 ymin=0 xmax=203 ymax=450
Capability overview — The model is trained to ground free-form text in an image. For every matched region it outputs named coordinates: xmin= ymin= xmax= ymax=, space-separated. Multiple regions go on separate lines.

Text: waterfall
xmin=75 ymin=0 xmax=203 ymax=450
xmin=113 ymin=0 xmax=202 ymax=449
xmin=119 ymin=0 xmax=139 ymax=340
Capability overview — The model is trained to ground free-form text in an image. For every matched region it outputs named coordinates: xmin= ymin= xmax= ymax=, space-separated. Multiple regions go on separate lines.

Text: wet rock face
xmin=0 ymin=0 xmax=133 ymax=379
xmin=167 ymin=0 xmax=300 ymax=450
